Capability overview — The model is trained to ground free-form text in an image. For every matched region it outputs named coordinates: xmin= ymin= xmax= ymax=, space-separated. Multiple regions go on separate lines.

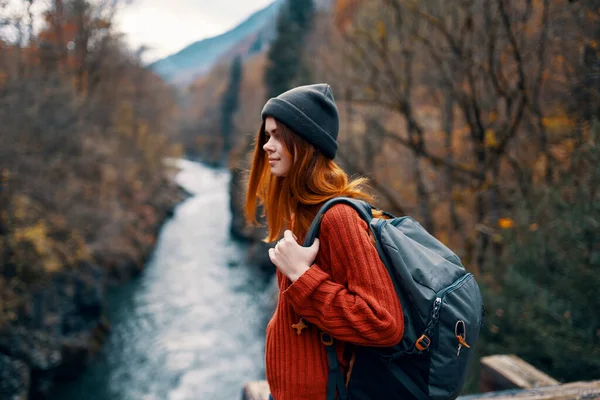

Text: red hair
xmin=245 ymin=119 xmax=375 ymax=242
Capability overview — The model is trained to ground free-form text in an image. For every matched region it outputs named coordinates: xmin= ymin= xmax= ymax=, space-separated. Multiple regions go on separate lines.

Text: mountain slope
xmin=149 ymin=0 xmax=283 ymax=84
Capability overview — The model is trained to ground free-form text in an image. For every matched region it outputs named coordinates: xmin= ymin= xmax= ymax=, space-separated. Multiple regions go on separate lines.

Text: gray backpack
xmin=302 ymin=197 xmax=484 ymax=400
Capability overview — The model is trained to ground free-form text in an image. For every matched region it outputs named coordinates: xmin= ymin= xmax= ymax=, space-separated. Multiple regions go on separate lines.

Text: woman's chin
xmin=270 ymin=168 xmax=286 ymax=178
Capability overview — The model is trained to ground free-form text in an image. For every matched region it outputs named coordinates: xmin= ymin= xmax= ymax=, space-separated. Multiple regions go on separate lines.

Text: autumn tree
xmin=0 ymin=0 xmax=181 ymax=338
xmin=312 ymin=0 xmax=600 ymax=385
xmin=315 ymin=0 xmax=593 ymax=267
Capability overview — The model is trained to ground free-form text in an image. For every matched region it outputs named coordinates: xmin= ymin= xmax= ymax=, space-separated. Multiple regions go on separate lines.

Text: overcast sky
xmin=115 ymin=0 xmax=274 ymax=63
xmin=3 ymin=0 xmax=273 ymax=63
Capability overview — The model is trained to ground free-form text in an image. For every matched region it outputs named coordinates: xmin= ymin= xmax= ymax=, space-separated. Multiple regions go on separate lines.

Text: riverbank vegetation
xmin=186 ymin=0 xmax=600 ymax=389
xmin=0 ymin=0 xmax=183 ymax=397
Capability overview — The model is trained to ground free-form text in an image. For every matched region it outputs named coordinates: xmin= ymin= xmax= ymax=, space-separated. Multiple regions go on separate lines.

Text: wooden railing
xmin=241 ymin=354 xmax=600 ymax=400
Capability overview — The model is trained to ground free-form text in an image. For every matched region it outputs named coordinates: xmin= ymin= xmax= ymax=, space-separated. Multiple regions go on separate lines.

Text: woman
xmin=245 ymin=84 xmax=404 ymax=400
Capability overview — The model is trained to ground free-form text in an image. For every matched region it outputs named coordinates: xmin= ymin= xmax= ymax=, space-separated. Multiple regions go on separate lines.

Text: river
xmin=51 ymin=160 xmax=275 ymax=400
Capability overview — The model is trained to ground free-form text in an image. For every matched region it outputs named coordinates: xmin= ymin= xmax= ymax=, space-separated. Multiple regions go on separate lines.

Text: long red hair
xmin=245 ymin=119 xmax=375 ymax=242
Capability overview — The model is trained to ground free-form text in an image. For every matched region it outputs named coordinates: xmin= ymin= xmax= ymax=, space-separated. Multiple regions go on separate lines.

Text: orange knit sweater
xmin=265 ymin=204 xmax=404 ymax=400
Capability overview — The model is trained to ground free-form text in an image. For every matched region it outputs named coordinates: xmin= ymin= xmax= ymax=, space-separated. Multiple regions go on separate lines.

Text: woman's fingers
xmin=268 ymin=248 xmax=277 ymax=264
xmin=284 ymin=230 xmax=295 ymax=242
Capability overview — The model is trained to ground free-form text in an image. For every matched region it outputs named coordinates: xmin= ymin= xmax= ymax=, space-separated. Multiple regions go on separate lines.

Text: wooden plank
xmin=242 ymin=379 xmax=600 ymax=400
xmin=458 ymin=379 xmax=600 ymax=399
xmin=241 ymin=380 xmax=270 ymax=400
xmin=480 ymin=354 xmax=560 ymax=392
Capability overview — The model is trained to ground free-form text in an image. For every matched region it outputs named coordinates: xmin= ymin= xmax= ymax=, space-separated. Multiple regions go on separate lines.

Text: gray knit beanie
xmin=261 ymin=83 xmax=339 ymax=159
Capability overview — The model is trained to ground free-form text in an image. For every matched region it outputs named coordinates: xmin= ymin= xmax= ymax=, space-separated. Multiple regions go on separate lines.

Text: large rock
xmin=247 ymin=241 xmax=274 ymax=270
xmin=54 ymin=320 xmax=110 ymax=381
xmin=229 ymin=166 xmax=255 ymax=242
xmin=0 ymin=327 xmax=62 ymax=398
xmin=0 ymin=354 xmax=30 ymax=400
xmin=0 ymin=265 xmax=109 ymax=395
xmin=0 ymin=328 xmax=62 ymax=371
xmin=228 ymin=167 xmax=275 ymax=270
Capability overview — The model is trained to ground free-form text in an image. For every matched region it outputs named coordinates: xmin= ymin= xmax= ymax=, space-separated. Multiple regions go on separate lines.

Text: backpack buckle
xmin=415 ymin=334 xmax=431 ymax=351
xmin=320 ymin=332 xmax=334 ymax=346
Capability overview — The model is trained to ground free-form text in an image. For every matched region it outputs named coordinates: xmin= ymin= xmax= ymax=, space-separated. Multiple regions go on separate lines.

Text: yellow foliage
xmin=498 ymin=217 xmax=515 ymax=229
xmin=586 ymin=9 xmax=599 ymax=21
xmin=563 ymin=138 xmax=576 ymax=152
xmin=14 ymin=221 xmax=51 ymax=256
xmin=451 ymin=188 xmax=466 ymax=204
xmin=532 ymin=154 xmax=548 ymax=184
xmin=1 ymin=168 xmax=10 ymax=182
xmin=376 ymin=20 xmax=386 ymax=40
xmin=72 ymin=232 xmax=90 ymax=260
xmin=334 ymin=0 xmax=365 ymax=30
xmin=44 ymin=256 xmax=62 ymax=273
xmin=437 ymin=231 xmax=449 ymax=246
xmin=8 ymin=193 xmax=90 ymax=273
xmin=489 ymin=112 xmax=498 ymax=123
xmin=479 ymin=178 xmax=494 ymax=191
xmin=541 ymin=116 xmax=576 ymax=130
xmin=485 ymin=129 xmax=499 ymax=149
xmin=550 ymin=139 xmax=576 ymax=163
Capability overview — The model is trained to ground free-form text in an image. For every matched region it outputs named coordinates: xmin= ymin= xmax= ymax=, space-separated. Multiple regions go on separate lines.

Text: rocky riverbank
xmin=0 ymin=176 xmax=187 ymax=399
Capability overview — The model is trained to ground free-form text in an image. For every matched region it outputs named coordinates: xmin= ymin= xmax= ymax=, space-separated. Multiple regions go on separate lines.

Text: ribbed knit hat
xmin=261 ymin=83 xmax=339 ymax=159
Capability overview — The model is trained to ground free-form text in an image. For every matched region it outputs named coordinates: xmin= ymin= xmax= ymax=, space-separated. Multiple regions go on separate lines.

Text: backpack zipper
xmin=421 ymin=274 xmax=473 ymax=344
xmin=435 ymin=273 xmax=473 ymax=301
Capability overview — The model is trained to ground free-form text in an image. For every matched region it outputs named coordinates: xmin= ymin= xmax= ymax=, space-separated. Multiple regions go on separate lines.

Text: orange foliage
xmin=334 ymin=0 xmax=367 ymax=30
xmin=35 ymin=8 xmax=110 ymax=83
xmin=498 ymin=218 xmax=515 ymax=229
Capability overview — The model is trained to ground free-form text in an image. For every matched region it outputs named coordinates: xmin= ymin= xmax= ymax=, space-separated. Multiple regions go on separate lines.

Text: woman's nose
xmin=263 ymin=138 xmax=274 ymax=152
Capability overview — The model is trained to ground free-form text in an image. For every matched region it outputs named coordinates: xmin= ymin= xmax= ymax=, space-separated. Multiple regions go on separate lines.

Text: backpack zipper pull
xmin=456 ymin=335 xmax=470 ymax=349
xmin=292 ymin=317 xmax=309 ymax=335
xmin=456 ymin=335 xmax=470 ymax=356
xmin=455 ymin=320 xmax=470 ymax=349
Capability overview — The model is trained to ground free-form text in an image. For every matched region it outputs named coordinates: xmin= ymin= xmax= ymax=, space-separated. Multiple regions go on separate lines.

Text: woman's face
xmin=263 ymin=117 xmax=292 ymax=177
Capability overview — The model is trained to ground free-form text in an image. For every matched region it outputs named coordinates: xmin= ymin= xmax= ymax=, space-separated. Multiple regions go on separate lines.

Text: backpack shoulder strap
xmin=302 ymin=197 xmax=374 ymax=247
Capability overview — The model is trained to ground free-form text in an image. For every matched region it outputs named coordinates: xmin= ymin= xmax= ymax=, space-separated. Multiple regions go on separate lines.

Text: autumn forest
xmin=1 ymin=0 xmax=599 ymax=398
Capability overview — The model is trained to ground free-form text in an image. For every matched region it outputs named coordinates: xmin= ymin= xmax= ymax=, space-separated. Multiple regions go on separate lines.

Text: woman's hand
xmin=269 ymin=230 xmax=320 ymax=282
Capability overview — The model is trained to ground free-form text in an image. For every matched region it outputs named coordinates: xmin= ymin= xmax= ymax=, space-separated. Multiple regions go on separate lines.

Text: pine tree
xmin=220 ymin=55 xmax=243 ymax=160
xmin=264 ymin=0 xmax=315 ymax=99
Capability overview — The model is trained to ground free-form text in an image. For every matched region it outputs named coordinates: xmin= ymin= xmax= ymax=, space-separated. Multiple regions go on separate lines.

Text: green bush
xmin=480 ymin=123 xmax=600 ymax=382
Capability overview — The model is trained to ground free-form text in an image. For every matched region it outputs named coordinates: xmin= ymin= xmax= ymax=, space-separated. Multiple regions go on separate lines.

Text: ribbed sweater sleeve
xmin=282 ymin=204 xmax=404 ymax=347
